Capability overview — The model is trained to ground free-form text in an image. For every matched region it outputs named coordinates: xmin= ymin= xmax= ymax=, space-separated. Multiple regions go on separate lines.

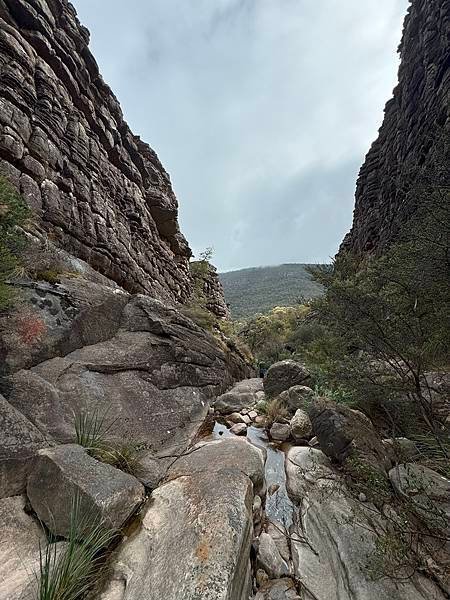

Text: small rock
xmin=230 ymin=422 xmax=247 ymax=436
xmin=241 ymin=408 xmax=249 ymax=415
xmin=242 ymin=414 xmax=252 ymax=425
xmin=254 ymin=415 xmax=267 ymax=428
xmin=270 ymin=423 xmax=291 ymax=442
xmin=268 ymin=483 xmax=280 ymax=496
xmin=309 ymin=436 xmax=319 ymax=447
xmin=249 ymin=410 xmax=258 ymax=420
xmin=256 ymin=568 xmax=269 ymax=587
xmin=253 ymin=494 xmax=262 ymax=513
xmin=382 ymin=437 xmax=418 ymax=462
xmin=290 ymin=409 xmax=312 ymax=442
xmin=358 ymin=492 xmax=367 ymax=502
xmin=257 ymin=532 xmax=290 ymax=578
xmin=227 ymin=412 xmax=246 ymax=424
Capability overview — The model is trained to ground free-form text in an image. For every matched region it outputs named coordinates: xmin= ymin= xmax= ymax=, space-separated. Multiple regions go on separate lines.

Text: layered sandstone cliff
xmin=0 ymin=0 xmax=192 ymax=302
xmin=340 ymin=0 xmax=449 ymax=255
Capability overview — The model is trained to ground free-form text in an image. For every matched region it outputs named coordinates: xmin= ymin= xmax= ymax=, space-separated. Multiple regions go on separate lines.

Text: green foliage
xmin=219 ymin=263 xmax=324 ymax=319
xmin=37 ymin=494 xmax=117 ymax=600
xmin=181 ymin=304 xmax=217 ymax=331
xmin=0 ymin=177 xmax=30 ymax=310
xmin=238 ymin=304 xmax=312 ymax=364
xmin=74 ymin=408 xmax=143 ymax=477
xmin=303 ymin=172 xmax=450 ymax=434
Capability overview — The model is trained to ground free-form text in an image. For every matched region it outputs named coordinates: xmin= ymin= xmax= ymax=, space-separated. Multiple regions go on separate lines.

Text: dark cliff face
xmin=340 ymin=0 xmax=449 ymax=256
xmin=0 ymin=0 xmax=192 ymax=302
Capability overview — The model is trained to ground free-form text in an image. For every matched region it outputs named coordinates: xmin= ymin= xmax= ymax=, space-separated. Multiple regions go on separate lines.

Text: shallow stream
xmin=208 ymin=421 xmax=295 ymax=529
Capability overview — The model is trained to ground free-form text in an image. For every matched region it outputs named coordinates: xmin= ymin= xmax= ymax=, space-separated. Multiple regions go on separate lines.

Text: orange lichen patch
xmin=195 ymin=540 xmax=211 ymax=562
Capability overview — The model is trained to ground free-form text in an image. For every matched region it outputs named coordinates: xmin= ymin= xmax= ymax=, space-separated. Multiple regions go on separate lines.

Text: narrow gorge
xmin=0 ymin=1 xmax=449 ymax=600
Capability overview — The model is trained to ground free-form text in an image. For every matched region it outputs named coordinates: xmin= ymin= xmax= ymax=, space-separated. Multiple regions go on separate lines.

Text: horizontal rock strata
xmin=340 ymin=0 xmax=450 ymax=256
xmin=0 ymin=0 xmax=191 ymax=302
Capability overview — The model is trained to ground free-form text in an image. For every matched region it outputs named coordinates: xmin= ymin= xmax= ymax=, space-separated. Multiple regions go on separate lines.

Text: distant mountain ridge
xmin=219 ymin=263 xmax=324 ymax=320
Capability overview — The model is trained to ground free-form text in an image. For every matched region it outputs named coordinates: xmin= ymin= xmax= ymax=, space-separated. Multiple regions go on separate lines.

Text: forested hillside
xmin=219 ymin=264 xmax=324 ymax=319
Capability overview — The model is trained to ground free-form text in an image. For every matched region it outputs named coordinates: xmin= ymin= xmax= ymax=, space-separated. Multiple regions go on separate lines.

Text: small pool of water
xmin=208 ymin=421 xmax=294 ymax=529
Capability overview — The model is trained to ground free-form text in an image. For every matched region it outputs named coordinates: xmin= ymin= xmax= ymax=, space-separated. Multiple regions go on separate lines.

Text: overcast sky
xmin=72 ymin=0 xmax=409 ymax=271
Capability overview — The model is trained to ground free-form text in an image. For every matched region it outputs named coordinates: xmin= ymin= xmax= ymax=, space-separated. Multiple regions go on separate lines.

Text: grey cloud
xmin=73 ymin=0 xmax=409 ymax=270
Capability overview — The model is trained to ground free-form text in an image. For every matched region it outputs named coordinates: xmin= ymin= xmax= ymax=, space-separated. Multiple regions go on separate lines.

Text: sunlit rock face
xmin=0 ymin=0 xmax=192 ymax=302
xmin=340 ymin=0 xmax=449 ymax=256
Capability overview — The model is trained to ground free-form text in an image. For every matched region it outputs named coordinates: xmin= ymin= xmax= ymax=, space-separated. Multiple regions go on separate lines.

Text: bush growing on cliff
xmin=304 ymin=164 xmax=450 ymax=440
xmin=0 ymin=176 xmax=30 ymax=309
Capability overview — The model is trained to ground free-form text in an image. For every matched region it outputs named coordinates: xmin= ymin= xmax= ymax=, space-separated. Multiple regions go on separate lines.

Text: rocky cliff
xmin=340 ymin=0 xmax=449 ymax=255
xmin=0 ymin=0 xmax=192 ymax=302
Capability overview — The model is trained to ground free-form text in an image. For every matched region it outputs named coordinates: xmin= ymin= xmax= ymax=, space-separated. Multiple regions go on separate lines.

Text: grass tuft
xmin=37 ymin=494 xmax=117 ymax=600
xmin=74 ymin=407 xmax=143 ymax=477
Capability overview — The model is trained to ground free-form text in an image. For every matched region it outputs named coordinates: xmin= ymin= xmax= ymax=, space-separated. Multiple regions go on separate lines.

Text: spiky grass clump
xmin=37 ymin=495 xmax=117 ymax=600
xmin=413 ymin=433 xmax=450 ymax=478
xmin=74 ymin=407 xmax=116 ymax=453
xmin=74 ymin=407 xmax=143 ymax=477
xmin=263 ymin=397 xmax=289 ymax=427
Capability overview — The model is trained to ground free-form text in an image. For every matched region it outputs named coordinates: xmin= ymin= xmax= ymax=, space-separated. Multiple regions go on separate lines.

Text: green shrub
xmin=0 ymin=177 xmax=30 ymax=310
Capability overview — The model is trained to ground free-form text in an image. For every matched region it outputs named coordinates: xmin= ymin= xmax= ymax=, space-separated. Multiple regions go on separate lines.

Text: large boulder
xmin=167 ymin=437 xmax=265 ymax=493
xmin=7 ymin=295 xmax=251 ymax=467
xmin=285 ymin=446 xmax=445 ymax=600
xmin=99 ymin=438 xmax=261 ymax=600
xmin=264 ymin=361 xmax=312 ymax=397
xmin=27 ymin=444 xmax=145 ymax=537
xmin=0 ymin=393 xmax=50 ymax=498
xmin=308 ymin=397 xmax=390 ymax=472
xmin=214 ymin=378 xmax=263 ymax=414
xmin=389 ymin=463 xmax=450 ymax=524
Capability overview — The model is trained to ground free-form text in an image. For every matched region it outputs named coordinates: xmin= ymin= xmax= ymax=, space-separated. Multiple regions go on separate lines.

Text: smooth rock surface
xmin=8 ymin=295 xmax=250 ymax=461
xmin=264 ymin=361 xmax=312 ymax=397
xmin=27 ymin=444 xmax=145 ymax=537
xmin=167 ymin=437 xmax=265 ymax=493
xmin=0 ymin=393 xmax=49 ymax=498
xmin=285 ymin=446 xmax=445 ymax=600
xmin=270 ymin=423 xmax=291 ymax=442
xmin=100 ymin=438 xmax=259 ymax=600
xmin=257 ymin=532 xmax=290 ymax=579
xmin=0 ymin=495 xmax=45 ymax=600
